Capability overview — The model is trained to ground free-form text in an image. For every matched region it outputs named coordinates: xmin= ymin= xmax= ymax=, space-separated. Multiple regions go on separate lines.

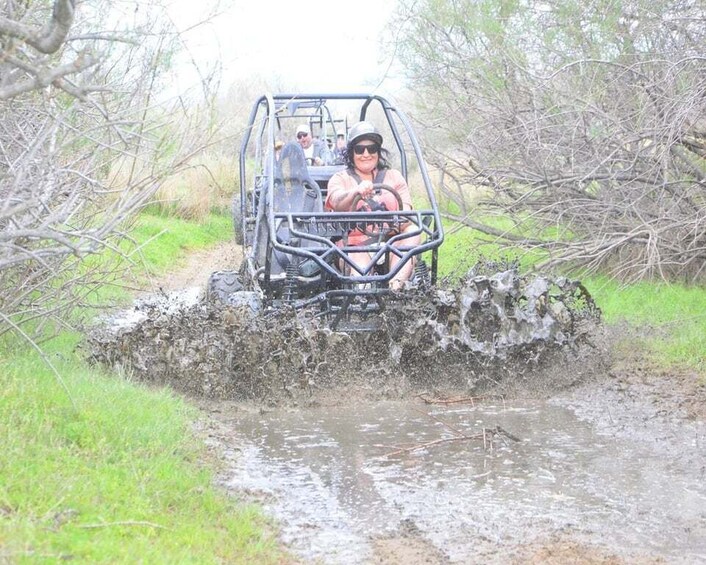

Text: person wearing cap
xmin=325 ymin=121 xmax=420 ymax=290
xmin=295 ymin=124 xmax=331 ymax=166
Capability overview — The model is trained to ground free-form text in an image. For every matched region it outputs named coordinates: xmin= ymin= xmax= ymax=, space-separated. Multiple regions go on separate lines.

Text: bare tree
xmin=0 ymin=0 xmax=95 ymax=100
xmin=0 ymin=0 xmax=219 ymax=341
xmin=390 ymin=0 xmax=706 ymax=282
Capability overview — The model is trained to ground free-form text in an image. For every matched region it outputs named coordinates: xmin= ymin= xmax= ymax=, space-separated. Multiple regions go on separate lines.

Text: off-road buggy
xmin=208 ymin=93 xmax=445 ymax=330
xmin=90 ymin=98 xmax=601 ymax=398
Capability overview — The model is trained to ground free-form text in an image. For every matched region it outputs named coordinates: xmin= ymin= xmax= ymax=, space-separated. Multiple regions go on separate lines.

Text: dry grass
xmin=107 ymin=152 xmax=238 ymax=221
xmin=154 ymin=153 xmax=237 ymax=220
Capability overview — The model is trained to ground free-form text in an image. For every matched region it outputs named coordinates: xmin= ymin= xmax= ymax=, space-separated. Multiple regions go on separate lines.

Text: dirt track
xmin=132 ymin=241 xmax=705 ymax=564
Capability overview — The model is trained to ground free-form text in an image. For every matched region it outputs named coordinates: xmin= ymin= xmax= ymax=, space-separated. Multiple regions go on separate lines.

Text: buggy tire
xmin=207 ymin=270 xmax=244 ymax=304
xmin=226 ymin=290 xmax=262 ymax=318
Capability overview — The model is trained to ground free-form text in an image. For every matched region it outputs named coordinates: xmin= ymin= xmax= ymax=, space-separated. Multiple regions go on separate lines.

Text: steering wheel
xmin=350 ymin=183 xmax=404 ymax=213
xmin=350 ymin=183 xmax=404 ymax=238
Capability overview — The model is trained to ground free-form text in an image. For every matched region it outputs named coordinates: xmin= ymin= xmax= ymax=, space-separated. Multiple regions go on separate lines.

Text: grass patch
xmin=108 ymin=152 xmax=238 ymax=222
xmin=0 ymin=345 xmax=284 ymax=564
xmin=80 ymin=211 xmax=233 ymax=309
xmin=584 ymin=276 xmax=706 ymax=375
xmin=0 ymin=212 xmax=285 ymax=563
xmin=127 ymin=211 xmax=232 ymax=275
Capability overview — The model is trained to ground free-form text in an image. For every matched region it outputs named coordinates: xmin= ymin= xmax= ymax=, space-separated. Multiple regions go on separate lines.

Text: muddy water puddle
xmin=217 ymin=399 xmax=705 ymax=563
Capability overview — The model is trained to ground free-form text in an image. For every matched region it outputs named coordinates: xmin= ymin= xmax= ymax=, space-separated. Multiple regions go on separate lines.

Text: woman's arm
xmin=325 ymin=173 xmax=374 ymax=211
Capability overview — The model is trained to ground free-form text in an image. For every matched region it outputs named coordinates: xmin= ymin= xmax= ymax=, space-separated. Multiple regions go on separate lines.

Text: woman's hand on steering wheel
xmin=356 ymin=180 xmax=374 ymax=200
xmin=350 ymin=183 xmax=404 ymax=212
xmin=349 ymin=183 xmax=405 ymax=238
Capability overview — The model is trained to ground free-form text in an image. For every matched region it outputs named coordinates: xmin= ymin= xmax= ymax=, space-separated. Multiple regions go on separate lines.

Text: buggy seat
xmin=256 ymin=142 xmax=324 ymax=277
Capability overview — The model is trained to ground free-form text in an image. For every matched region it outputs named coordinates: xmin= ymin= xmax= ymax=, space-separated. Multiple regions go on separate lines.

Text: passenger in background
xmin=263 ymin=139 xmax=285 ymax=176
xmin=295 ymin=124 xmax=332 ymax=166
xmin=274 ymin=139 xmax=284 ymax=161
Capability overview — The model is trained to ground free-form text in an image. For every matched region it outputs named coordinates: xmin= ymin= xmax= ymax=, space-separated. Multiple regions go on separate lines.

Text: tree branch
xmin=0 ymin=52 xmax=97 ymax=100
xmin=0 ymin=0 xmax=76 ymax=54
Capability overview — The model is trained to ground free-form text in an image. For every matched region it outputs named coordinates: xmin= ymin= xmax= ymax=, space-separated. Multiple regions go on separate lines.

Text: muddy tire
xmin=226 ymin=290 xmax=262 ymax=318
xmin=207 ymin=270 xmax=244 ymax=304
xmin=231 ymin=194 xmax=244 ymax=245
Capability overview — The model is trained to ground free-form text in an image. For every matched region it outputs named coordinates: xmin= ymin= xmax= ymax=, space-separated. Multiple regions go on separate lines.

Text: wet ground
xmin=200 ymin=380 xmax=705 ymax=565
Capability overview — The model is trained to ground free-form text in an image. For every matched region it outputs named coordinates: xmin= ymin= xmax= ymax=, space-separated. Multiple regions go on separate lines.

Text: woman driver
xmin=325 ymin=121 xmax=420 ymax=290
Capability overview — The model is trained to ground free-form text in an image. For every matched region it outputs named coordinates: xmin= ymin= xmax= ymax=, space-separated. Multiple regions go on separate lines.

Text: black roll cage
xmin=238 ymin=92 xmax=444 ymax=291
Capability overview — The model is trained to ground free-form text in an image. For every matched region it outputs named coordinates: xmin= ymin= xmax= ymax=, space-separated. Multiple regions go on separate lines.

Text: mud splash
xmin=88 ymin=265 xmax=601 ymax=404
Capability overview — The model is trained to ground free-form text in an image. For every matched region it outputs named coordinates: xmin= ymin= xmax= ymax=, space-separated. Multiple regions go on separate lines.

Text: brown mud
xmin=89 ymin=243 xmax=602 ymax=407
xmin=90 ymin=241 xmax=705 ymax=564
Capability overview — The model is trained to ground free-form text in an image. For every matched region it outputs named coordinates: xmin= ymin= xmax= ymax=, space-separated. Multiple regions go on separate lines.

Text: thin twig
xmin=416 ymin=393 xmax=506 ymax=407
xmin=380 ymin=433 xmax=485 ymax=457
xmin=412 ymin=406 xmax=466 ymax=437
xmin=378 ymin=426 xmax=520 ymax=458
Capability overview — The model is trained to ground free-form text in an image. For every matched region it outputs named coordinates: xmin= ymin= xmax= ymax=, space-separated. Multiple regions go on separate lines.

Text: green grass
xmin=0 ymin=344 xmax=282 ymax=564
xmin=81 ymin=211 xmax=233 ymax=308
xmin=436 ymin=217 xmax=545 ymax=279
xmin=584 ymin=276 xmax=706 ymax=375
xmin=129 ymin=210 xmax=233 ymax=274
xmin=0 ymin=212 xmax=286 ymax=564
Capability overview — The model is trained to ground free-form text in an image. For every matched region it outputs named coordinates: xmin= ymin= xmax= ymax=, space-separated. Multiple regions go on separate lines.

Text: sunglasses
xmin=297 ymin=132 xmax=309 ymax=139
xmin=353 ymin=143 xmax=380 ymax=155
